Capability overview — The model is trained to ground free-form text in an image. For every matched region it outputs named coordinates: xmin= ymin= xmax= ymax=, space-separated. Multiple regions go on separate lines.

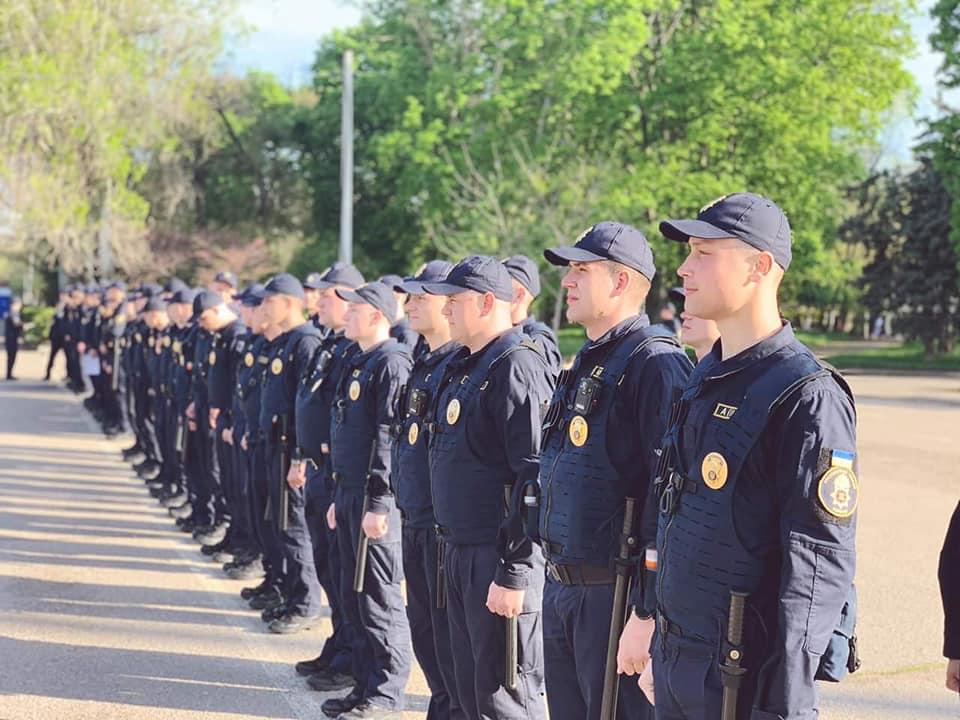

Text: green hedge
xmin=20 ymin=305 xmax=54 ymax=348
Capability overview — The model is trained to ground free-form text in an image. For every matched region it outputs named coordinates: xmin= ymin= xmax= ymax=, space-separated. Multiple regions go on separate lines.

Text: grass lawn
xmin=823 ymin=342 xmax=960 ymax=371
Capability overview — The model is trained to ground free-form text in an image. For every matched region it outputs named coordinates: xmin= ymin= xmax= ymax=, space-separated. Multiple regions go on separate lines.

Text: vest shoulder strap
xmin=727 ymin=348 xmax=830 ymax=448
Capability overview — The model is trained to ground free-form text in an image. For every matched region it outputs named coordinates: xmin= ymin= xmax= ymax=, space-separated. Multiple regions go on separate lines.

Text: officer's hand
xmin=222 ymin=428 xmax=233 ymax=445
xmin=326 ymin=503 xmax=337 ymax=530
xmin=485 ymin=583 xmax=524 ymax=618
xmin=362 ymin=511 xmax=389 ymax=539
xmin=638 ymin=660 xmax=655 ymax=705
xmin=209 ymin=407 xmax=220 ymax=429
xmin=947 ymin=658 xmax=960 ymax=692
xmin=187 ymin=419 xmax=197 ymax=431
xmin=617 ymin=612 xmax=655 ymax=676
xmin=240 ymin=433 xmax=248 ymax=451
xmin=287 ymin=462 xmax=306 ymax=490
xmin=186 ymin=402 xmax=195 ymax=419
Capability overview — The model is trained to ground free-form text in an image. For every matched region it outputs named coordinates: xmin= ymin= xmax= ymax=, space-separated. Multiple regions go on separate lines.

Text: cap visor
xmin=334 ymin=288 xmax=365 ymax=304
xmin=399 ymin=280 xmax=428 ymax=295
xmin=659 ymin=219 xmax=736 ymax=243
xmin=422 ymin=281 xmax=467 ymax=297
xmin=543 ymin=246 xmax=606 ymax=266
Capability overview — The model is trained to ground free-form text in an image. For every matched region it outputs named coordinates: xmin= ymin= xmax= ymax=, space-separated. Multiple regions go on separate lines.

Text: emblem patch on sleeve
xmin=817 ymin=450 xmax=859 ymax=519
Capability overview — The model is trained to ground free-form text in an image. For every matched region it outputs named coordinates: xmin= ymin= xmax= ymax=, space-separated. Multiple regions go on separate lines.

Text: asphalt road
xmin=0 ymin=349 xmax=958 ymax=719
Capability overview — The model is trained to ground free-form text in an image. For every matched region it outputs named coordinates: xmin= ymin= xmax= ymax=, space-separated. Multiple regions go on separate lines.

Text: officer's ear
xmin=477 ymin=291 xmax=496 ymax=317
xmin=747 ymin=251 xmax=775 ymax=284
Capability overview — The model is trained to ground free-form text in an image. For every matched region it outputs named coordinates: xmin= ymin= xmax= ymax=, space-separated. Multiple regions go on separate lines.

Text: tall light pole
xmin=339 ymin=50 xmax=354 ymax=264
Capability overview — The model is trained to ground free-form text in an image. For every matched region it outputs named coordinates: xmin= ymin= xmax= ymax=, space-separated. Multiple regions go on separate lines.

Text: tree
xmin=0 ymin=0 xmax=235 ymax=276
xmin=293 ymin=0 xmax=914 ymax=322
xmin=843 ymin=162 xmax=959 ymax=356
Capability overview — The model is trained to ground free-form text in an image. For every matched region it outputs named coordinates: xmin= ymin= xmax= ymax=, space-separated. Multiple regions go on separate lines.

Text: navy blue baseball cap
xmin=170 ymin=288 xmax=198 ymax=306
xmin=424 ymin=255 xmax=514 ymax=302
xmin=335 ymin=281 xmax=397 ymax=320
xmin=659 ymin=192 xmax=792 ymax=270
xmin=214 ymin=270 xmax=238 ymax=288
xmin=314 ymin=262 xmax=365 ymax=289
xmin=303 ymin=271 xmax=326 ymax=290
xmin=144 ymin=297 xmax=168 ymax=313
xmin=502 ymin=255 xmax=541 ymax=297
xmin=379 ymin=274 xmax=405 ymax=291
xmin=240 ymin=283 xmax=267 ymax=307
xmin=140 ymin=283 xmax=163 ymax=298
xmin=545 ymin=222 xmax=656 ymax=280
xmin=164 ymin=277 xmax=188 ymax=294
xmin=398 ymin=260 xmax=454 ymax=294
xmin=263 ymin=272 xmax=305 ymax=300
xmin=191 ymin=289 xmax=224 ymax=320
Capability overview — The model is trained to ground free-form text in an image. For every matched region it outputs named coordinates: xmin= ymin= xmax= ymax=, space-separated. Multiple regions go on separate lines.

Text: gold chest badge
xmin=271 ymin=358 xmax=283 ymax=375
xmin=209 ymin=350 xmax=217 ymax=365
xmin=163 ymin=336 xmax=171 ymax=348
xmin=446 ymin=398 xmax=461 ymax=425
xmin=568 ymin=415 xmax=589 ymax=447
xmin=701 ymin=452 xmax=729 ymax=490
xmin=407 ymin=421 xmax=419 ymax=445
xmin=173 ymin=340 xmax=182 ymax=354
xmin=148 ymin=336 xmax=155 ymax=347
xmin=244 ymin=352 xmax=254 ymax=367
xmin=135 ymin=332 xmax=143 ymax=343
xmin=349 ymin=380 xmax=361 ymax=401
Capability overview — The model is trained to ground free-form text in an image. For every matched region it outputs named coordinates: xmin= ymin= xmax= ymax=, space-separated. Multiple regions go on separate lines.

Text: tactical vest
xmin=428 ymin=332 xmax=543 ymax=545
xmin=259 ymin=324 xmax=324 ymax=434
xmin=539 ymin=324 xmax=679 ymax=567
xmin=330 ymin=340 xmax=411 ymax=490
xmin=295 ymin=332 xmax=356 ymax=461
xmin=656 ymin=345 xmax=853 ymax=643
xmin=391 ymin=342 xmax=460 ymax=529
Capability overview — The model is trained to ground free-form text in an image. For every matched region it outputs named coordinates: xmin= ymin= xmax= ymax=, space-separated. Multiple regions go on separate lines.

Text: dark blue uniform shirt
xmin=654 ymin=323 xmax=858 ymax=719
xmin=428 ymin=327 xmax=555 ymax=590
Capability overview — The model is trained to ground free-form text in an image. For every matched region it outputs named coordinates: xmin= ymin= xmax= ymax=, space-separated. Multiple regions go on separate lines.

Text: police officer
xmin=323 ymin=281 xmax=413 ymax=719
xmin=304 ymin=272 xmax=328 ymax=331
xmin=44 ymin=291 xmax=68 ymax=381
xmin=63 ymin=285 xmax=86 ymax=393
xmin=643 ymin=193 xmax=859 ymax=718
xmin=679 ymin=311 xmax=720 ymax=363
xmin=258 ymin=273 xmax=325 ymax=633
xmin=380 ymin=274 xmax=420 ymax=349
xmin=537 ymin=223 xmax=693 ymax=720
xmin=390 ymin=260 xmax=464 ymax=720
xmin=502 ymin=254 xmax=563 ymax=375
xmin=224 ymin=284 xmax=270 ymax=578
xmin=292 ymin=261 xmax=364 ymax=691
xmin=97 ymin=283 xmax=128 ymax=436
xmin=423 ymin=256 xmax=554 ymax=720
xmin=160 ymin=287 xmax=199 ymax=511
xmin=211 ymin=271 xmax=238 ymax=304
xmin=183 ymin=291 xmax=225 ymax=539
xmin=198 ymin=294 xmax=248 ymax=559
xmin=4 ymin=296 xmax=23 ymax=381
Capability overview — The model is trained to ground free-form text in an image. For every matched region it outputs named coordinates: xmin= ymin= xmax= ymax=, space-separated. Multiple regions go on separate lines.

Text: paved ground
xmin=0 ymin=349 xmax=958 ymax=719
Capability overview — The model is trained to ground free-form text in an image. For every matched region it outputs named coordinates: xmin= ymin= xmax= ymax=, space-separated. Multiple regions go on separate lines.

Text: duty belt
xmin=546 ymin=561 xmax=616 ymax=586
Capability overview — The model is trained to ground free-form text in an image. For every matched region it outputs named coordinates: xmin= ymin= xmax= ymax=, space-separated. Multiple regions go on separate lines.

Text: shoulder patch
xmin=816 ymin=450 xmax=859 ymax=520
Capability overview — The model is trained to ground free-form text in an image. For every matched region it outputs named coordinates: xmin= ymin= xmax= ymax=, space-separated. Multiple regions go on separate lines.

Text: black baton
xmin=720 ymin=590 xmax=749 ymax=720
xmin=503 ymin=484 xmax=518 ymax=691
xmin=600 ymin=496 xmax=637 ymax=720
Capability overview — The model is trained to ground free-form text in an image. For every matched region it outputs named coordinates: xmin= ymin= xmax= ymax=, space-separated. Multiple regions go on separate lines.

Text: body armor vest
xmin=539 ymin=324 xmax=679 ymax=567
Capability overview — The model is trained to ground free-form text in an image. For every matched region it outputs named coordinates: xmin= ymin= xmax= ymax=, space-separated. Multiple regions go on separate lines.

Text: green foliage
xmin=20 ymin=306 xmax=54 ymax=348
xmin=842 ymin=161 xmax=959 ymax=356
xmin=292 ymin=0 xmax=914 ymax=320
xmin=0 ymin=0 xmax=235 ymax=275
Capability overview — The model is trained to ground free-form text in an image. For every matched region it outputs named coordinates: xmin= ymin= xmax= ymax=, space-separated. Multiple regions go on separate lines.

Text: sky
xmin=226 ymin=0 xmax=948 ymax=166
